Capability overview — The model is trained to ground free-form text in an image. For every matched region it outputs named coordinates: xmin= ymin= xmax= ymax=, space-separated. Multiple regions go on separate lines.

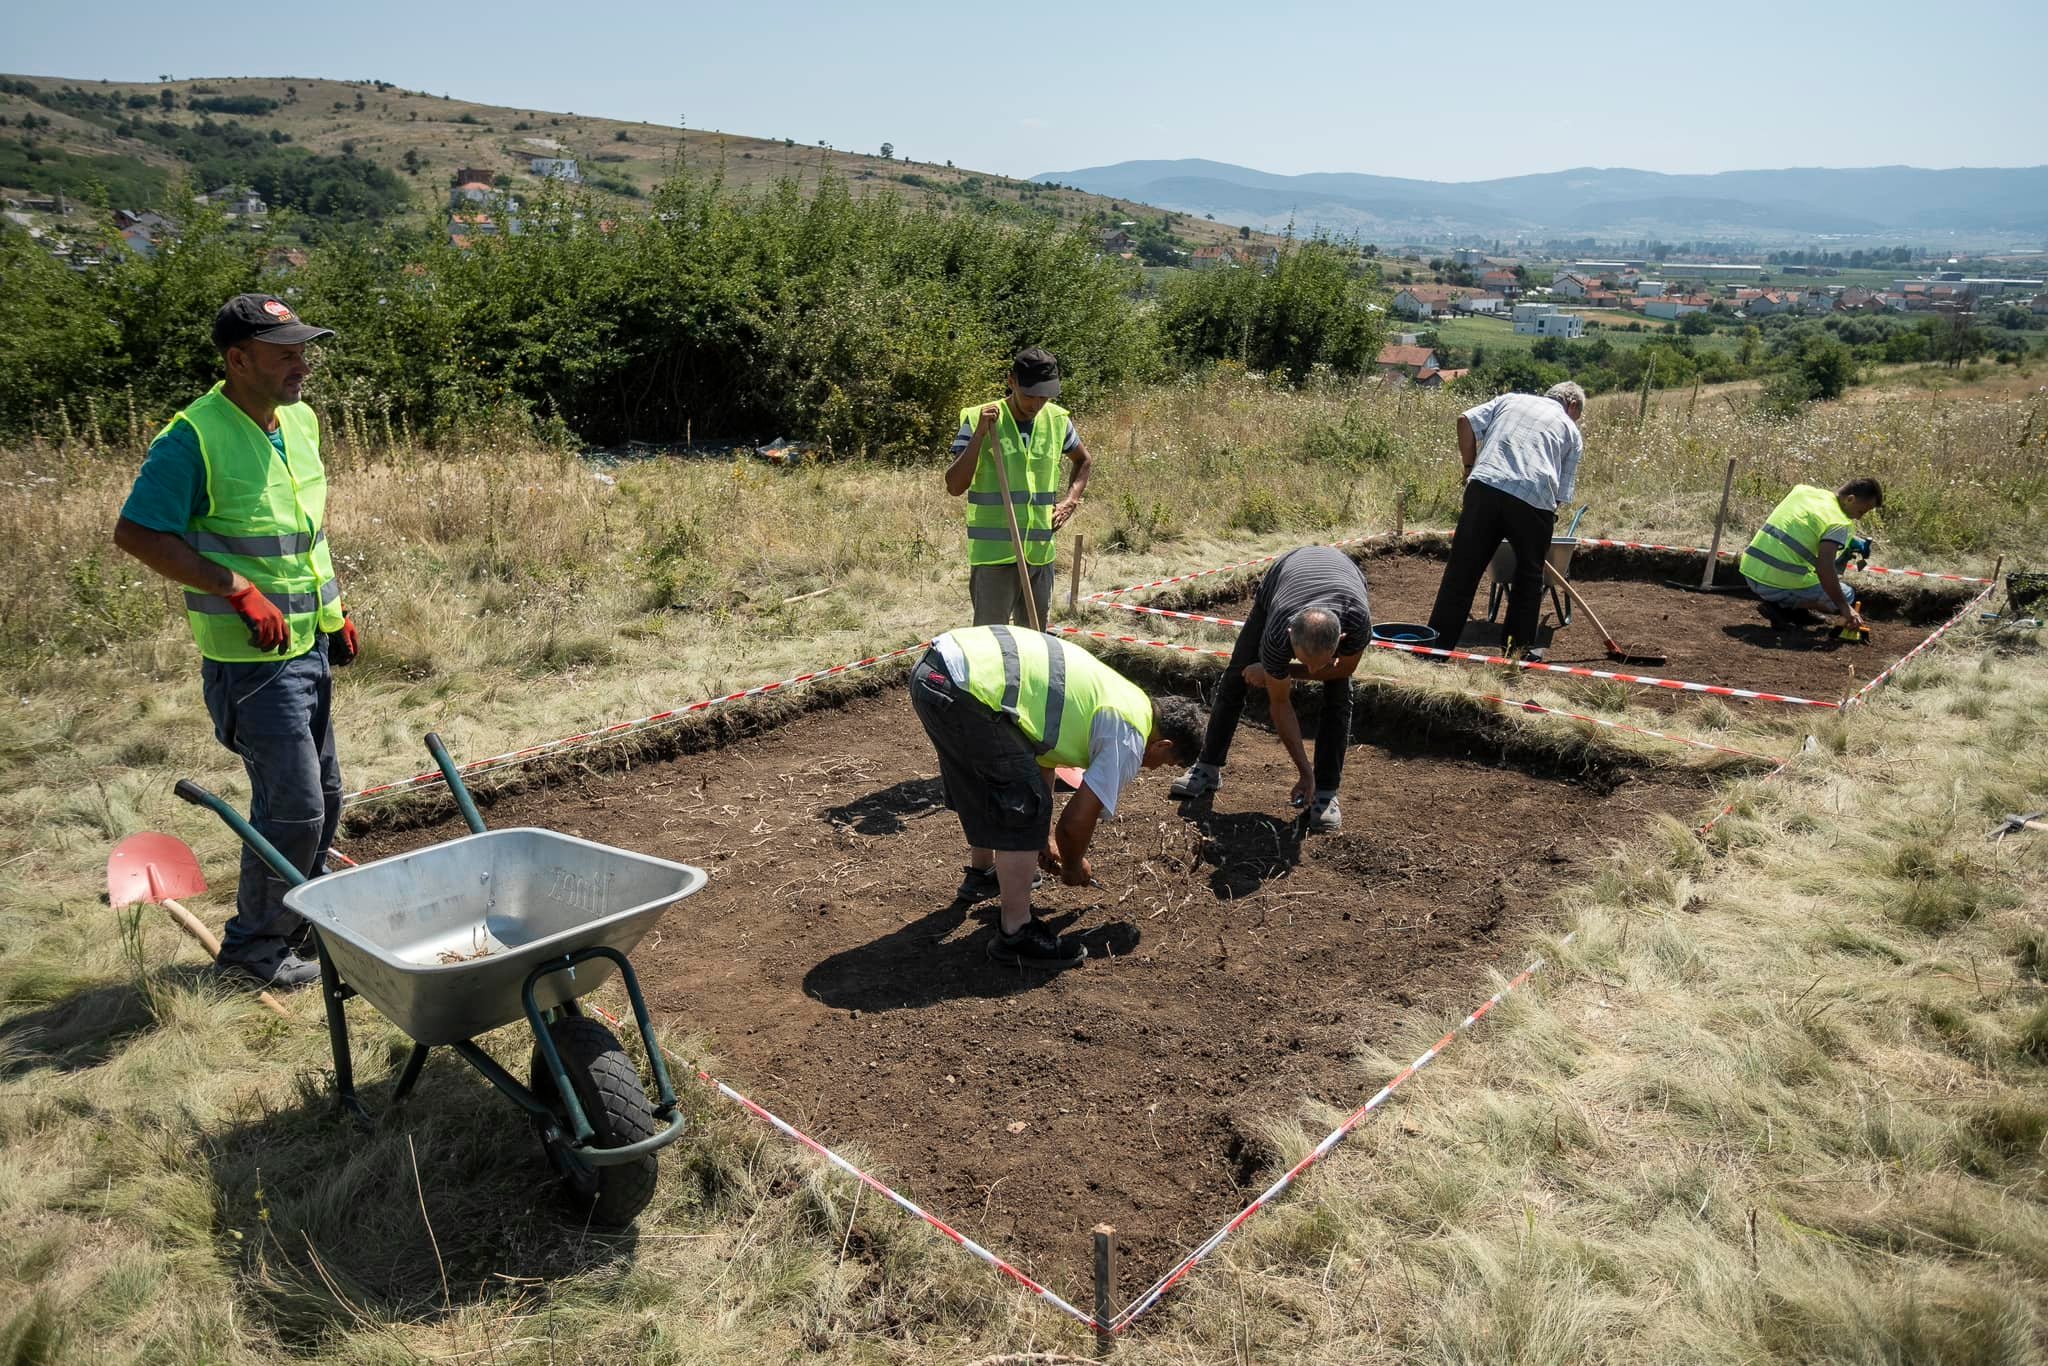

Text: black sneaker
xmin=954 ymin=866 xmax=1042 ymax=905
xmin=217 ymin=952 xmax=322 ymax=991
xmin=987 ymin=918 xmax=1085 ymax=968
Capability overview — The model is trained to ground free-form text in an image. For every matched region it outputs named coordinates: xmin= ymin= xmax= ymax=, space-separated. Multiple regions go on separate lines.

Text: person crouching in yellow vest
xmin=911 ymin=627 xmax=1205 ymax=966
xmin=113 ymin=294 xmax=358 ymax=992
xmin=1738 ymin=478 xmax=1883 ymax=635
xmin=944 ymin=347 xmax=1093 ymax=627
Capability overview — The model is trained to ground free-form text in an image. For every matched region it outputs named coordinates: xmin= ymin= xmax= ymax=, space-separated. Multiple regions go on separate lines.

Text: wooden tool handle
xmin=1543 ymin=560 xmax=1617 ymax=648
xmin=986 ymin=429 xmax=1043 ymax=631
xmin=162 ymin=897 xmax=294 ymax=1021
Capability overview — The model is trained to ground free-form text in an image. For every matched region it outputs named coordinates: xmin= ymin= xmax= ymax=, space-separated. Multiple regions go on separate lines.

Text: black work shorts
xmin=909 ymin=650 xmax=1051 ymax=852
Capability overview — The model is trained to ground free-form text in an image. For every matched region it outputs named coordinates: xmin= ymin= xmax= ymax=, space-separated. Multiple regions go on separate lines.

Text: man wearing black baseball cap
xmin=943 ymin=347 xmax=1094 ymax=626
xmin=113 ymin=294 xmax=357 ymax=990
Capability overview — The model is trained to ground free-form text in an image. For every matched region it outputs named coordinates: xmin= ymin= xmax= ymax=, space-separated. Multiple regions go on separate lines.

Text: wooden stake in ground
xmin=987 ymin=422 xmax=1043 ymax=632
xmin=1395 ymin=488 xmax=1407 ymax=540
xmin=1701 ymin=456 xmax=1738 ymax=589
xmin=1067 ymin=533 xmax=1085 ymax=615
xmin=1092 ymin=1223 xmax=1118 ymax=1355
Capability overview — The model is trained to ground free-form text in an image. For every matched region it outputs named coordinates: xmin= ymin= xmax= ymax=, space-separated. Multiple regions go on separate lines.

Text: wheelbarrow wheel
xmin=528 ymin=1016 xmax=659 ymax=1227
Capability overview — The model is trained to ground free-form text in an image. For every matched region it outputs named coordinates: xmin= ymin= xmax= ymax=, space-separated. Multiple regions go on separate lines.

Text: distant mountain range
xmin=1031 ymin=160 xmax=2048 ymax=244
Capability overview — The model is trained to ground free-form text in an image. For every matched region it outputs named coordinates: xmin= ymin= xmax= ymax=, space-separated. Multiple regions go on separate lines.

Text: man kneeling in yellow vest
xmin=911 ymin=627 xmax=1206 ymax=966
xmin=1739 ymin=477 xmax=1883 ymax=636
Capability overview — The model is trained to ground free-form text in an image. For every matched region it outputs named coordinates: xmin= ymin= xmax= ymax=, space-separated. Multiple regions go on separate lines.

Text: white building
xmin=1635 ymin=279 xmax=1667 ymax=297
xmin=1514 ymin=303 xmax=1583 ymax=337
xmin=531 ymin=157 xmax=582 ymax=183
xmin=1455 ymin=293 xmax=1507 ymax=315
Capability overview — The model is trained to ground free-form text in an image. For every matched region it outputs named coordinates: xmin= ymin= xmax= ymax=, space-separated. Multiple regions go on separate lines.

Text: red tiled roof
xmin=1377 ymin=344 xmax=1438 ymax=369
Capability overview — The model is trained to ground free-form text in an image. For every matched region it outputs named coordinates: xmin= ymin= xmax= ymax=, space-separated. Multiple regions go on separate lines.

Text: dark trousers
xmin=1426 ymin=480 xmax=1557 ymax=652
xmin=200 ymin=635 xmax=343 ymax=970
xmin=1199 ymin=597 xmax=1353 ymax=792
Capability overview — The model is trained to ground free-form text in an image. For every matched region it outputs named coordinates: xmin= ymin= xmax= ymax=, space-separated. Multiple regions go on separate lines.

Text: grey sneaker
xmin=1308 ymin=792 xmax=1343 ymax=834
xmin=218 ymin=952 xmax=322 ymax=990
xmin=1169 ymin=763 xmax=1221 ymax=800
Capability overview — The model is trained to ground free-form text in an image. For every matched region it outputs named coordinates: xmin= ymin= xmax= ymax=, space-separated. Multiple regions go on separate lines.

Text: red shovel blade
xmin=108 ymin=832 xmax=208 ymax=908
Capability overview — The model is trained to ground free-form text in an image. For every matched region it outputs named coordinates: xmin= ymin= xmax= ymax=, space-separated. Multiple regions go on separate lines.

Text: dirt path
xmin=351 ymin=684 xmax=1705 ymax=1302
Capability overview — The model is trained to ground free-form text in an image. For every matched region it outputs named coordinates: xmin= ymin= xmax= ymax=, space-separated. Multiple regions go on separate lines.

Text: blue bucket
xmin=1371 ymin=622 xmax=1439 ymax=645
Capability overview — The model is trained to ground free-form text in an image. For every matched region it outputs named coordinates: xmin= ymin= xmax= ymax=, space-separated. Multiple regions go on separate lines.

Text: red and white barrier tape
xmin=585 ymin=1004 xmax=1099 ymax=1331
xmin=1086 ymin=599 xmax=1843 ymax=708
xmin=1573 ymin=536 xmax=1993 ymax=585
xmin=1843 ymin=580 xmax=1998 ymax=708
xmin=1109 ymin=938 xmax=1566 ymax=1330
xmin=1049 ymin=626 xmax=1234 ymax=661
xmin=340 ymin=640 xmax=935 ymax=806
xmin=1081 ymin=533 xmax=1398 ymax=602
xmin=1370 ymin=639 xmax=1842 ymax=707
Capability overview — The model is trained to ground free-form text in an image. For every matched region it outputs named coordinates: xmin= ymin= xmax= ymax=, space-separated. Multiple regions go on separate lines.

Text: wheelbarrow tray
xmin=284 ymin=828 xmax=705 ymax=1046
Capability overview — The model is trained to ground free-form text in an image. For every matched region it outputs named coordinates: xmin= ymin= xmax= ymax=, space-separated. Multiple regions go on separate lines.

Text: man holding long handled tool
xmin=1424 ymin=382 xmax=1586 ymax=658
xmin=944 ymin=348 xmax=1093 ymax=628
xmin=112 ymin=295 xmax=358 ymax=990
xmin=911 ymin=627 xmax=1206 ymax=966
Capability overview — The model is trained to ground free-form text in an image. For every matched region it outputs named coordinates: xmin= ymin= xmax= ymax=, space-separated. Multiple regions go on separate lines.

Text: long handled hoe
xmin=988 ymin=431 xmax=1087 ymax=789
xmin=1542 ymin=561 xmax=1670 ymax=668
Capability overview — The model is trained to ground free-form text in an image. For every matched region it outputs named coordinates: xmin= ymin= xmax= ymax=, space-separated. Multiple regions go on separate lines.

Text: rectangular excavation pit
xmin=346 ymin=655 xmax=1715 ymax=1306
xmin=1122 ymin=536 xmax=1976 ymax=707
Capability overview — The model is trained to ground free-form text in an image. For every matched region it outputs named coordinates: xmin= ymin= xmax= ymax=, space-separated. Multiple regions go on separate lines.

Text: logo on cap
xmin=262 ymin=299 xmax=296 ymax=321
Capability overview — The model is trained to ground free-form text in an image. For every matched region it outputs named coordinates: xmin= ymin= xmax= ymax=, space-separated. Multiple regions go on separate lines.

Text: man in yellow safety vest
xmin=910 ymin=626 xmax=1205 ymax=966
xmin=113 ymin=294 xmax=358 ymax=990
xmin=944 ymin=348 xmax=1093 ymax=627
xmin=1738 ymin=478 xmax=1883 ymax=634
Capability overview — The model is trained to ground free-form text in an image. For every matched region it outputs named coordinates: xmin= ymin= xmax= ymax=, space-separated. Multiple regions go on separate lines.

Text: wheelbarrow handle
xmin=423 ymin=732 xmax=487 ymax=834
xmin=172 ymin=779 xmax=309 ymax=887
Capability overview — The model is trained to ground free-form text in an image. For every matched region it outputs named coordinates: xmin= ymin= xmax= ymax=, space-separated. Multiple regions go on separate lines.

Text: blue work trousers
xmin=199 ymin=635 xmax=343 ymax=970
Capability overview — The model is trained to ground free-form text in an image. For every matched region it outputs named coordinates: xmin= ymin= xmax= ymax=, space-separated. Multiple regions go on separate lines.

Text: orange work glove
xmin=225 ymin=582 xmax=289 ymax=653
xmin=329 ymin=608 xmax=359 ymax=666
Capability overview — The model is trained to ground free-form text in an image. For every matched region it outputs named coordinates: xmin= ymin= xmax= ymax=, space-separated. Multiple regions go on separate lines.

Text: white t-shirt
xmin=932 ymin=634 xmax=1147 ymax=815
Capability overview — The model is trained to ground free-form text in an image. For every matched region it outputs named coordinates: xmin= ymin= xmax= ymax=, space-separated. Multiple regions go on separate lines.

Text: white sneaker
xmin=1169 ymin=763 xmax=1221 ymax=800
xmin=1308 ymin=792 xmax=1342 ymax=834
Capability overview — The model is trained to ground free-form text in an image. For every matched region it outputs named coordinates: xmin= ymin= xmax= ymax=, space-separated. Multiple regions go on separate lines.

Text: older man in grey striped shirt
xmin=1425 ymin=382 xmax=1586 ymax=658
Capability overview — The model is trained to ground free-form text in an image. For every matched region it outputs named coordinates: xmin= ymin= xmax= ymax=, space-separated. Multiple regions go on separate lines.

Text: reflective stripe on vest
xmin=946 ymin=626 xmax=1151 ymax=771
xmin=960 ymin=400 xmax=1067 ymax=567
xmin=169 ymin=384 xmax=344 ymax=662
xmin=184 ymin=578 xmax=341 ymax=618
xmin=185 ymin=527 xmax=328 ymax=557
xmin=1740 ymin=485 xmax=1850 ymax=592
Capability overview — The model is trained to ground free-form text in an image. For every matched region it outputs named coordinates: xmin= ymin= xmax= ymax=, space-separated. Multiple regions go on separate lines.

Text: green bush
xmin=1157 ymin=238 xmax=1387 ymax=380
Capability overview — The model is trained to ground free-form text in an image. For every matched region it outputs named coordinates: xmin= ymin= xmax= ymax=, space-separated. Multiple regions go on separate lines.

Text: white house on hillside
xmin=1513 ymin=302 xmax=1583 ymax=337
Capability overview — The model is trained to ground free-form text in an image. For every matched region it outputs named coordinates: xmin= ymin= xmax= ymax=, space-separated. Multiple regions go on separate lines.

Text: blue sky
xmin=9 ymin=0 xmax=2045 ymax=182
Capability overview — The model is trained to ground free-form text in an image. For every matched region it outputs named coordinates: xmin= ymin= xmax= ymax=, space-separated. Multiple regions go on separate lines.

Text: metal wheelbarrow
xmin=175 ymin=733 xmax=707 ymax=1227
xmin=1486 ymin=504 xmax=1586 ymax=629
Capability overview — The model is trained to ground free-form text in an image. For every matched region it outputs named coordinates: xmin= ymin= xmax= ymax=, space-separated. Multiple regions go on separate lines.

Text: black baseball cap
xmin=212 ymin=293 xmax=335 ymax=349
xmin=1011 ymin=346 xmax=1061 ymax=398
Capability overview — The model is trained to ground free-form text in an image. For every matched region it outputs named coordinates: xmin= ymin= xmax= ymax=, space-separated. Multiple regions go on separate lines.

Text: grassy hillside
xmin=0 ymin=72 xmax=1273 ymax=249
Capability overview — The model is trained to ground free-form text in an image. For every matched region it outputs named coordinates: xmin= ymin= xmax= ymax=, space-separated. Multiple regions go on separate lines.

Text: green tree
xmin=879 ymin=142 xmax=894 ymax=160
xmin=1678 ymin=310 xmax=1712 ymax=336
xmin=1738 ymin=325 xmax=1761 ymax=367
xmin=1157 ymin=237 xmax=1388 ymax=380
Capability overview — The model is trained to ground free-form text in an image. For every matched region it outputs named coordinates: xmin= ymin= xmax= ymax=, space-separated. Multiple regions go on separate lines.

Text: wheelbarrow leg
xmin=392 ymin=1042 xmax=431 ymax=1104
xmin=316 ymin=938 xmax=372 ymax=1131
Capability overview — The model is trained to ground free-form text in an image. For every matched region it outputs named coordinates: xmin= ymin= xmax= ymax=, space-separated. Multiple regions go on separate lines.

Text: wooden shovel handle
xmin=161 ymin=897 xmax=294 ymax=1021
xmin=1542 ymin=560 xmax=1619 ymax=649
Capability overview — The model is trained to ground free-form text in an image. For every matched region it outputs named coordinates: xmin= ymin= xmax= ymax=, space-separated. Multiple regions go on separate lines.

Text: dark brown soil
xmin=1189 ymin=549 xmax=1968 ymax=706
xmin=349 ymin=687 xmax=1705 ymax=1303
